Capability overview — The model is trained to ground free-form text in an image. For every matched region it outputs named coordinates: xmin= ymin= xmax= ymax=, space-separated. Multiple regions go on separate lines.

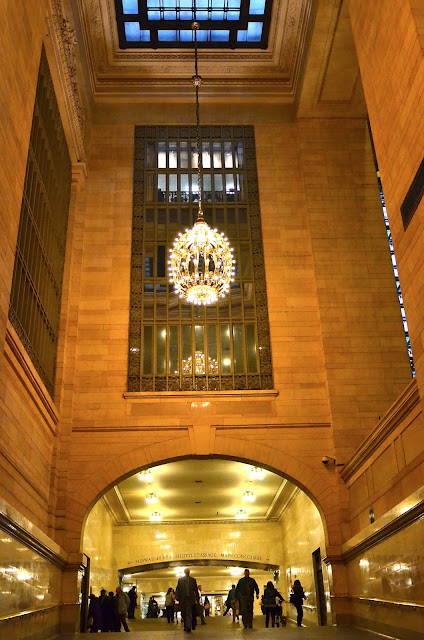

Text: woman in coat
xmin=262 ymin=581 xmax=284 ymax=628
xmin=290 ymin=579 xmax=306 ymax=627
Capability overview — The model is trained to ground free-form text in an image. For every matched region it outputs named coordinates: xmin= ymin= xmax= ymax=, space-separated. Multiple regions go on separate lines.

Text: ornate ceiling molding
xmin=75 ymin=0 xmax=313 ymax=100
xmin=48 ymin=0 xmax=86 ymax=161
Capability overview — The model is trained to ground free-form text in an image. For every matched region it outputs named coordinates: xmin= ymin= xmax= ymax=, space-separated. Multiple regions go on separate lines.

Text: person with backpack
xmin=262 ymin=581 xmax=284 ymax=628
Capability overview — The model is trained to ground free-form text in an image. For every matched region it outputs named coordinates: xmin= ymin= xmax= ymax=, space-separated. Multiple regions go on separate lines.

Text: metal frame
xmin=8 ymin=47 xmax=72 ymax=397
xmin=128 ymin=125 xmax=273 ymax=391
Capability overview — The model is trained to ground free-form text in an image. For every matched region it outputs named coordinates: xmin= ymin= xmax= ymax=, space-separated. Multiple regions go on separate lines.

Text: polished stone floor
xmin=56 ymin=615 xmax=383 ymax=639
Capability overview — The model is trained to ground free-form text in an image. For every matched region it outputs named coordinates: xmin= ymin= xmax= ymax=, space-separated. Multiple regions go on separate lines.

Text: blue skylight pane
xmin=237 ymin=29 xmax=247 ymax=41
xmin=227 ymin=10 xmax=240 ymax=19
xmin=180 ymin=30 xmax=193 ymax=41
xmin=247 ymin=21 xmax=262 ymax=41
xmin=180 ymin=11 xmax=192 ymax=19
xmin=212 ymin=11 xmax=224 ymax=19
xmin=122 ymin=0 xmax=138 ymax=13
xmin=211 ymin=29 xmax=229 ymax=41
xmin=164 ymin=10 xmax=177 ymax=18
xmin=249 ymin=0 xmax=265 ymax=14
xmin=228 ymin=0 xmax=241 ymax=7
xmin=197 ymin=30 xmax=208 ymax=41
xmin=158 ymin=30 xmax=177 ymax=40
xmin=197 ymin=0 xmax=208 ymax=6
xmin=168 ymin=0 xmax=178 ymax=6
xmin=211 ymin=0 xmax=225 ymax=7
xmin=196 ymin=10 xmax=208 ymax=19
xmin=139 ymin=29 xmax=150 ymax=41
xmin=125 ymin=22 xmax=141 ymax=40
xmin=146 ymin=0 xmax=158 ymax=7
xmin=148 ymin=10 xmax=160 ymax=19
xmin=180 ymin=0 xmax=192 ymax=6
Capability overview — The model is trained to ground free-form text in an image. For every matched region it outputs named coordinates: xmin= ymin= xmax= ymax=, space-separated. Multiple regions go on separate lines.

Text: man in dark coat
xmin=128 ymin=585 xmax=137 ymax=619
xmin=175 ymin=568 xmax=200 ymax=633
xmin=235 ymin=569 xmax=259 ymax=628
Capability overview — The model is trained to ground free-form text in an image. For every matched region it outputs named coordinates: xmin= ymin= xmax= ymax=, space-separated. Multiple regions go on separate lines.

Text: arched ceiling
xmin=103 ymin=459 xmax=298 ymax=524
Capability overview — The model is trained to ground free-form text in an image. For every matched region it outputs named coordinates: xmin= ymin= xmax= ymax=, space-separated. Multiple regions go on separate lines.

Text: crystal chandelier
xmin=181 ymin=351 xmax=219 ymax=375
xmin=168 ymin=21 xmax=236 ymax=306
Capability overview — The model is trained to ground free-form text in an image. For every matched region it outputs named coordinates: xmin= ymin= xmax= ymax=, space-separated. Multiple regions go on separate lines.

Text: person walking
xmin=115 ymin=587 xmax=130 ymax=632
xmin=165 ymin=587 xmax=176 ymax=623
xmin=235 ymin=569 xmax=259 ymax=629
xmin=227 ymin=584 xmax=239 ymax=622
xmin=175 ymin=568 xmax=200 ymax=633
xmin=203 ymin=596 xmax=210 ymax=617
xmin=262 ymin=581 xmax=284 ymax=628
xmin=127 ymin=586 xmax=137 ymax=619
xmin=101 ymin=591 xmax=116 ymax=632
xmin=290 ymin=579 xmax=306 ymax=627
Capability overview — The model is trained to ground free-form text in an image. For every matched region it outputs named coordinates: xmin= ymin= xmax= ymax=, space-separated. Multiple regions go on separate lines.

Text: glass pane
xmin=123 ymin=0 xmax=138 ymax=14
xmin=169 ymin=174 xmax=177 ymax=202
xmin=145 ymin=174 xmax=154 ymax=202
xmin=156 ymin=325 xmax=166 ymax=374
xmin=249 ymin=0 xmax=265 ymax=14
xmin=220 ymin=325 xmax=231 ymax=373
xmin=238 ymin=207 xmax=248 ymax=237
xmin=144 ymin=244 xmax=154 ymax=277
xmin=168 ymin=290 xmax=179 ymax=319
xmin=143 ymin=291 xmax=154 ymax=319
xmin=202 ymin=142 xmax=211 ymax=168
xmin=245 ymin=325 xmax=258 ymax=373
xmin=240 ymin=243 xmax=252 ymax=277
xmin=181 ymin=174 xmax=190 ymax=203
xmin=182 ymin=325 xmax=192 ymax=374
xmin=226 ymin=174 xmax=235 ymax=201
xmin=156 ymin=284 xmax=167 ymax=319
xmin=207 ymin=325 xmax=218 ymax=373
xmin=194 ymin=325 xmax=205 ymax=374
xmin=192 ymin=174 xmax=199 ymax=201
xmin=214 ymin=174 xmax=223 ymax=202
xmin=191 ymin=142 xmax=198 ymax=168
xmin=157 ymin=174 xmax=166 ymax=202
xmin=224 ymin=142 xmax=233 ymax=168
xmin=145 ymin=208 xmax=154 ymax=238
xmin=158 ymin=141 xmax=167 ymax=168
xmin=233 ymin=324 xmax=244 ymax=373
xmin=180 ymin=141 xmax=189 ymax=168
xmin=231 ymin=283 xmax=242 ymax=318
xmin=143 ymin=326 xmax=153 ymax=373
xmin=243 ymin=282 xmax=255 ymax=319
xmin=157 ymin=245 xmax=166 ymax=277
xmin=247 ymin=21 xmax=263 ymax=41
xmin=169 ymin=141 xmax=178 ymax=168
xmin=236 ymin=141 xmax=244 ymax=167
xmin=195 ymin=325 xmax=204 ymax=352
xmin=237 ymin=174 xmax=246 ymax=201
xmin=169 ymin=326 xmax=179 ymax=374
xmin=213 ymin=142 xmax=222 ymax=168
xmin=203 ymin=174 xmax=212 ymax=202
xmin=146 ymin=142 xmax=156 ymax=168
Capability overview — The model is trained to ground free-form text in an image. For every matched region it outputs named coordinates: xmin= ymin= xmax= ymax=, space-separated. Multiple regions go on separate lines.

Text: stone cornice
xmin=123 ymin=389 xmax=279 ymax=400
xmin=48 ymin=0 xmax=86 ymax=162
xmin=340 ymin=378 xmax=420 ymax=483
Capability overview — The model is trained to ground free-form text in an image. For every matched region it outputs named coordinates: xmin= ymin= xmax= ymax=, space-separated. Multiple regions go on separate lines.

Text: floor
xmin=55 ymin=615 xmax=382 ymax=639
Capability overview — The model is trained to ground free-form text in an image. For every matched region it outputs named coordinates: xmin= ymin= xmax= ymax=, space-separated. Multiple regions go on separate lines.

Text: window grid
xmin=128 ymin=125 xmax=273 ymax=392
xmin=8 ymin=47 xmax=72 ymax=397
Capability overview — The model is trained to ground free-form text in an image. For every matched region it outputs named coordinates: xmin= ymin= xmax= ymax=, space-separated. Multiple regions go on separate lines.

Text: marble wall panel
xmin=83 ymin=498 xmax=115 ymax=594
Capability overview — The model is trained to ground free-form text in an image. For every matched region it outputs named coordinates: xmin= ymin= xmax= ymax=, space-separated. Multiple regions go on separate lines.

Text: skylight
xmin=115 ymin=0 xmax=273 ymax=48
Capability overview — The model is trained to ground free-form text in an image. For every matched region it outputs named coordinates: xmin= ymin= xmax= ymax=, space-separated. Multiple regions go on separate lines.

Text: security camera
xmin=321 ymin=456 xmax=330 ymax=465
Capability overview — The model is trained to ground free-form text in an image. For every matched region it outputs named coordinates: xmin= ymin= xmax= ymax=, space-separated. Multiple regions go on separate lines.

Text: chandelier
xmin=168 ymin=21 xmax=236 ymax=306
xmin=181 ymin=351 xmax=219 ymax=375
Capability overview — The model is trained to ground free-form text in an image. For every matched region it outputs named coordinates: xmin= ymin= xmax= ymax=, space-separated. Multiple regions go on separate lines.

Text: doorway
xmin=312 ymin=547 xmax=327 ymax=625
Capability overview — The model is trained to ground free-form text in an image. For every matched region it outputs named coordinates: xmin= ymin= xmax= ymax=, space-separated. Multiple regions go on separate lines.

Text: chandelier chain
xmin=193 ymin=19 xmax=203 ymax=221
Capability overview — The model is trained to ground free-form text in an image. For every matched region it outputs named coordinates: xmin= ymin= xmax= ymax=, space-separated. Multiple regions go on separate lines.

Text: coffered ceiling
xmin=103 ymin=459 xmax=298 ymax=524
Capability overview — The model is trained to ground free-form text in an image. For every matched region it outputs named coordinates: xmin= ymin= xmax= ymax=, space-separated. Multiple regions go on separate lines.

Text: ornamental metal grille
xmin=8 ymin=47 xmax=72 ymax=397
xmin=115 ymin=0 xmax=272 ymax=49
xmin=128 ymin=125 xmax=273 ymax=391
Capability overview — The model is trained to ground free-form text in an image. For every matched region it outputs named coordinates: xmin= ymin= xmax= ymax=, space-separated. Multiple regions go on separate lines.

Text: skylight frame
xmin=115 ymin=0 xmax=273 ymax=49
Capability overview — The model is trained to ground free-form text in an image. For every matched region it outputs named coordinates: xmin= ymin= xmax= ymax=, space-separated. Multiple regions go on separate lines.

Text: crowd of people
xmin=86 ymin=569 xmax=306 ymax=632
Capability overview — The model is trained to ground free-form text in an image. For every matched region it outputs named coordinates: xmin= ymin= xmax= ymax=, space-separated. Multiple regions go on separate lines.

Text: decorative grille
xmin=8 ymin=47 xmax=72 ymax=397
xmin=128 ymin=125 xmax=273 ymax=391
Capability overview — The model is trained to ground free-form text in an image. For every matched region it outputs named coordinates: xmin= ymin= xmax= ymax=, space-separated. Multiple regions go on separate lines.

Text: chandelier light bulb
xmin=249 ymin=466 xmax=265 ymax=480
xmin=150 ymin=512 xmax=162 ymax=522
xmin=235 ymin=509 xmax=247 ymax=520
xmin=138 ymin=470 xmax=153 ymax=482
xmin=242 ymin=490 xmax=255 ymax=502
xmin=145 ymin=492 xmax=158 ymax=504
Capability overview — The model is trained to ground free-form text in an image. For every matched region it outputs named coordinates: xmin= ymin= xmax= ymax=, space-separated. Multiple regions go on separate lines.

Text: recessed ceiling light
xmin=194 ymin=501 xmax=202 ymax=504
xmin=194 ymin=480 xmax=203 ymax=483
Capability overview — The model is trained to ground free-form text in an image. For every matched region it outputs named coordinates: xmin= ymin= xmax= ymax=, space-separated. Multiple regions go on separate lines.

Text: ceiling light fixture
xmin=145 ymin=492 xmax=158 ymax=504
xmin=235 ymin=509 xmax=247 ymax=520
xmin=150 ymin=512 xmax=162 ymax=522
xmin=168 ymin=18 xmax=235 ymax=306
xmin=249 ymin=466 xmax=265 ymax=480
xmin=242 ymin=489 xmax=255 ymax=502
xmin=138 ymin=469 xmax=153 ymax=482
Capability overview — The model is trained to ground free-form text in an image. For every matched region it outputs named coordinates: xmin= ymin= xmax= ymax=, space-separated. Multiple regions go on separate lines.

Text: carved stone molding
xmin=48 ymin=0 xmax=86 ymax=161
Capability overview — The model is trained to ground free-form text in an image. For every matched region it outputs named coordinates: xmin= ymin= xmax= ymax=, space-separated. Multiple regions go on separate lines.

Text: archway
xmin=81 ymin=456 xmax=333 ymax=630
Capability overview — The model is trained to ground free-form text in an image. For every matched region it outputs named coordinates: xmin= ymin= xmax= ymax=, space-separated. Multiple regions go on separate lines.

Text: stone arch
xmin=67 ymin=432 xmax=345 ymax=555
